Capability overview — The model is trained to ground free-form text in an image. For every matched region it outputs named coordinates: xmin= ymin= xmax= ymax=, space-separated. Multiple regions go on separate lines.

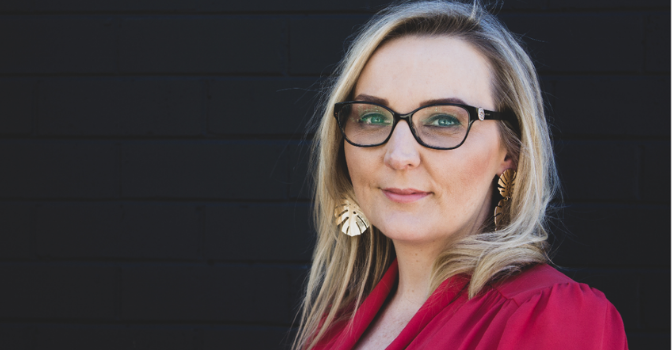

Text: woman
xmin=293 ymin=1 xmax=628 ymax=349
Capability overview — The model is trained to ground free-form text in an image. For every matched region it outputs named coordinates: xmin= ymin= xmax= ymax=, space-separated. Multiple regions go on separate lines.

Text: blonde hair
xmin=293 ymin=1 xmax=559 ymax=349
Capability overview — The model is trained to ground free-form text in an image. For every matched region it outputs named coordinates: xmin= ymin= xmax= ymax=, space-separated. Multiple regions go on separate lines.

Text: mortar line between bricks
xmin=114 ymin=16 xmax=120 ymax=75
xmin=636 ymin=273 xmax=643 ymax=328
xmin=285 ymin=17 xmax=291 ymax=77
xmin=0 ymin=71 xmax=670 ymax=78
xmin=0 ymin=135 xmax=316 ymax=141
xmin=0 ymin=322 xmax=301 ymax=331
xmin=0 ymin=198 xmax=666 ymax=206
xmin=0 ymin=260 xmax=667 ymax=270
xmin=550 ymin=264 xmax=670 ymax=270
xmin=0 ymin=135 xmax=669 ymax=141
xmin=29 ymin=204 xmax=37 ymax=260
xmin=116 ymin=265 xmax=122 ymax=321
xmin=199 ymin=205 xmax=206 ymax=262
xmin=635 ymin=145 xmax=644 ymax=200
xmin=202 ymin=79 xmax=209 ymax=137
xmin=0 ymin=199 xmax=314 ymax=204
xmin=0 ymin=319 xmax=300 ymax=327
xmin=554 ymin=136 xmax=671 ymax=141
xmin=0 ymin=260 xmax=314 ymax=268
xmin=0 ymin=8 xmax=669 ymax=15
xmin=1 ymin=74 xmax=671 ymax=80
xmin=31 ymin=80 xmax=38 ymax=137
xmin=641 ymin=14 xmax=647 ymax=73
xmin=117 ymin=142 xmax=123 ymax=199
xmin=624 ymin=330 xmax=672 ymax=336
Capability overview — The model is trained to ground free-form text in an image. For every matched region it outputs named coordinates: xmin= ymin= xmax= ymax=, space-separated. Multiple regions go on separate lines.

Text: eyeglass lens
xmin=338 ymin=103 xmax=470 ymax=149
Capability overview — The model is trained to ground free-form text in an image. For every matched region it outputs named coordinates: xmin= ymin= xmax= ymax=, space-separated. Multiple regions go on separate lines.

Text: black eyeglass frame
xmin=333 ymin=101 xmax=518 ymax=150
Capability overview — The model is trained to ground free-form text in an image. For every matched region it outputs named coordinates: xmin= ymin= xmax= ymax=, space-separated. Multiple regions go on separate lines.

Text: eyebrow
xmin=353 ymin=94 xmax=468 ymax=108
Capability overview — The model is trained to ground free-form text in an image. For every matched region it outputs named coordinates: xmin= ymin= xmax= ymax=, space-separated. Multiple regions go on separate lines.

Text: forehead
xmin=354 ymin=35 xmax=495 ymax=111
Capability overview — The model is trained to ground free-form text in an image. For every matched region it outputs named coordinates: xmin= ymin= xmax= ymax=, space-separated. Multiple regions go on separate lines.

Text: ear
xmin=497 ymin=147 xmax=517 ymax=176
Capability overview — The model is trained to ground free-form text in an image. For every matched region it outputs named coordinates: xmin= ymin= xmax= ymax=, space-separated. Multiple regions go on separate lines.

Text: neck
xmin=392 ymin=240 xmax=445 ymax=307
xmin=389 ymin=196 xmax=493 ymax=307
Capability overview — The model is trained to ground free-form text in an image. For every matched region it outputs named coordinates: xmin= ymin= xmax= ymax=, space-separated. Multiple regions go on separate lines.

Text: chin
xmin=374 ymin=220 xmax=446 ymax=244
xmin=371 ymin=210 xmax=470 ymax=245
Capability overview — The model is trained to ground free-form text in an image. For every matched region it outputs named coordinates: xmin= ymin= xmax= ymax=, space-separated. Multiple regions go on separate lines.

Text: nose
xmin=384 ymin=120 xmax=421 ymax=170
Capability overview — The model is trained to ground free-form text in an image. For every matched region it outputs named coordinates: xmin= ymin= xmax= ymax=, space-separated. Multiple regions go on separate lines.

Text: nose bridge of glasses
xmin=396 ymin=111 xmax=413 ymax=119
xmin=389 ymin=113 xmax=419 ymax=146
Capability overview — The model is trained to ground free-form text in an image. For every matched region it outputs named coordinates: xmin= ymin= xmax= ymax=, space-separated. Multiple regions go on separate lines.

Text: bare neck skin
xmin=353 ymin=197 xmax=491 ymax=350
xmin=393 ymin=240 xmax=443 ymax=307
xmin=393 ymin=190 xmax=491 ymax=306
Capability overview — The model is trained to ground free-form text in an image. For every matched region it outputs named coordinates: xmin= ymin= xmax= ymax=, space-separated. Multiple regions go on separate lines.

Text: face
xmin=344 ymin=35 xmax=514 ymax=246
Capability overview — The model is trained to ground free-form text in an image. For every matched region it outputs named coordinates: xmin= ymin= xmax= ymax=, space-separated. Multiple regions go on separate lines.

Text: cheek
xmin=463 ymin=148 xmax=497 ymax=181
xmin=432 ymin=143 xmax=499 ymax=201
xmin=344 ymin=144 xmax=375 ymax=193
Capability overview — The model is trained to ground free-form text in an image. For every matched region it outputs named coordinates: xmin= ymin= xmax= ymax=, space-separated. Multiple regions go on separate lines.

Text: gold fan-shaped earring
xmin=334 ymin=198 xmax=370 ymax=236
xmin=494 ymin=169 xmax=516 ymax=230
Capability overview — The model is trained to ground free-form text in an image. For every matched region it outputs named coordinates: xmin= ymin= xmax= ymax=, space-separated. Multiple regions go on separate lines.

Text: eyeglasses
xmin=333 ymin=101 xmax=517 ymax=150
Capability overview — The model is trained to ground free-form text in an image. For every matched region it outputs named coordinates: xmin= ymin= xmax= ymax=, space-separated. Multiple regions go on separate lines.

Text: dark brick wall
xmin=0 ymin=1 xmax=668 ymax=349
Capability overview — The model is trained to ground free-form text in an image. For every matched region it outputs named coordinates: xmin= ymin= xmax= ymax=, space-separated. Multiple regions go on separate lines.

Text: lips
xmin=382 ymin=188 xmax=431 ymax=203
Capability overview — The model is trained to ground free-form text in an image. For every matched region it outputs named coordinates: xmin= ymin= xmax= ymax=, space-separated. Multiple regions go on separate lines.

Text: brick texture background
xmin=0 ymin=0 xmax=669 ymax=349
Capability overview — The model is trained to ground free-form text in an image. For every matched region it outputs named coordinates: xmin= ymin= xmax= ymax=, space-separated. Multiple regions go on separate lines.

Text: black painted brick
xmin=0 ymin=0 xmax=562 ymax=13
xmin=120 ymin=204 xmax=202 ymax=260
xmin=45 ymin=0 xmax=198 ymax=12
xmin=207 ymin=78 xmax=320 ymax=136
xmin=289 ymin=266 xmax=309 ymax=314
xmin=0 ymin=326 xmax=32 ymax=350
xmin=0 ymin=264 xmax=117 ymax=319
xmin=372 ymin=0 xmax=531 ymax=12
xmin=36 ymin=204 xmax=120 ymax=259
xmin=121 ymin=265 xmax=292 ymax=323
xmin=196 ymin=0 xmax=367 ymax=12
xmin=502 ymin=14 xmax=643 ymax=73
xmin=555 ymin=141 xmax=638 ymax=201
xmin=290 ymin=17 xmax=371 ymax=75
xmin=642 ymin=141 xmax=670 ymax=203
xmin=0 ymin=18 xmax=117 ymax=74
xmin=35 ymin=327 xmax=126 ymax=350
xmin=552 ymin=77 xmax=670 ymax=137
xmin=0 ymin=204 xmax=33 ymax=259
xmin=122 ymin=142 xmax=288 ymax=199
xmin=36 ymin=203 xmax=201 ymax=260
xmin=38 ymin=79 xmax=204 ymax=136
xmin=6 ymin=0 xmax=372 ymax=13
xmin=548 ymin=0 xmax=670 ymax=9
xmin=645 ymin=15 xmax=671 ymax=72
xmin=0 ymin=1 xmax=33 ymax=11
xmin=553 ymin=204 xmax=669 ymax=267
xmin=205 ymin=204 xmax=313 ymax=262
xmin=32 ymin=0 xmax=196 ymax=13
xmin=627 ymin=332 xmax=671 ymax=350
xmin=562 ymin=269 xmax=639 ymax=330
xmin=0 ymin=141 xmax=119 ymax=198
xmin=0 ymin=80 xmax=34 ymax=135
xmin=641 ymin=271 xmax=671 ymax=330
xmin=34 ymin=326 xmax=198 ymax=350
xmin=202 ymin=327 xmax=290 ymax=350
xmin=119 ymin=18 xmax=286 ymax=74
xmin=288 ymin=143 xmax=312 ymax=199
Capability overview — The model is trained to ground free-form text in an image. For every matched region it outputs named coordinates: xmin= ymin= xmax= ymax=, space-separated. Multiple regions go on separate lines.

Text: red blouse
xmin=314 ymin=260 xmax=628 ymax=349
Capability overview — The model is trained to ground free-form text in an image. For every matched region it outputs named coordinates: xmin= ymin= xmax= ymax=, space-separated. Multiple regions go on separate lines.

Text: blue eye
xmin=359 ymin=113 xmax=392 ymax=125
xmin=424 ymin=114 xmax=461 ymax=127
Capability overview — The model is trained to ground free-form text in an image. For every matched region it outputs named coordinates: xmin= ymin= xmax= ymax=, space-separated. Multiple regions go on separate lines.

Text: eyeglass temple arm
xmin=482 ymin=108 xmax=520 ymax=135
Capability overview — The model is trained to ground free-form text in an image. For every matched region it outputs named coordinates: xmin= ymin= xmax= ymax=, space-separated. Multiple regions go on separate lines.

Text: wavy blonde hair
xmin=293 ymin=1 xmax=559 ymax=349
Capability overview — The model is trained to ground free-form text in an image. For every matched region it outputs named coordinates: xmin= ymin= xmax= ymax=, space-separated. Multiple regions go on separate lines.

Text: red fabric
xmin=313 ymin=260 xmax=628 ymax=349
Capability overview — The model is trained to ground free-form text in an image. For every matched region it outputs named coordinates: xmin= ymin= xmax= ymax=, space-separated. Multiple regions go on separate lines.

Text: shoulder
xmin=489 ymin=264 xmax=628 ymax=350
xmin=493 ymin=264 xmax=605 ymax=306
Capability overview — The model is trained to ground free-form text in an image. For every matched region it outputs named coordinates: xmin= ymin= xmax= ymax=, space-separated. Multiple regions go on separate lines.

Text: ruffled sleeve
xmin=496 ymin=282 xmax=628 ymax=349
